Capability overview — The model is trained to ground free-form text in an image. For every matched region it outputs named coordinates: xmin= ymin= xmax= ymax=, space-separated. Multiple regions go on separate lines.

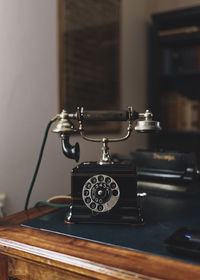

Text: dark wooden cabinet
xmin=148 ymin=6 xmax=200 ymax=160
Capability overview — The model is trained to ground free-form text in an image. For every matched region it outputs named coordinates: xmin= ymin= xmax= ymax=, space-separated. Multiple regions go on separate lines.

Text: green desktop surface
xmin=22 ymin=193 xmax=200 ymax=265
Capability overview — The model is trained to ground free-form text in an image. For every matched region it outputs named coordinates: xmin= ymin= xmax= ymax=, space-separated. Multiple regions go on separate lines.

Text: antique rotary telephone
xmin=50 ymin=107 xmax=161 ymax=224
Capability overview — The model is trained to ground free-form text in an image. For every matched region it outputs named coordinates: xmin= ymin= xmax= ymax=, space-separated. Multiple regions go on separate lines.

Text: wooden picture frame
xmin=58 ymin=0 xmax=121 ymax=133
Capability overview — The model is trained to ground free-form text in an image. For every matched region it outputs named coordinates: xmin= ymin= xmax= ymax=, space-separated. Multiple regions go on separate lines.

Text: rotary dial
xmin=82 ymin=174 xmax=120 ymax=213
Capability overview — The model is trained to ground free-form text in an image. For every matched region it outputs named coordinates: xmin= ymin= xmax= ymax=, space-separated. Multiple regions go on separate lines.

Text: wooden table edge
xmin=0 ymin=206 xmax=200 ymax=280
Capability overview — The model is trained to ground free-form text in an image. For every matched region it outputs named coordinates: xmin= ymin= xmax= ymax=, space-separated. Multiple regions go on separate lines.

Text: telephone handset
xmin=51 ymin=107 xmax=161 ymax=224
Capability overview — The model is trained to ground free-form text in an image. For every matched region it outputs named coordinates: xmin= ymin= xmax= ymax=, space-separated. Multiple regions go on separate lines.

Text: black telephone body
xmin=65 ymin=162 xmax=142 ymax=224
xmin=53 ymin=107 xmax=161 ymax=224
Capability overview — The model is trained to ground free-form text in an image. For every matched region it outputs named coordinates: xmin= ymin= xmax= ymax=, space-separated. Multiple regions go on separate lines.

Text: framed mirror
xmin=58 ymin=0 xmax=121 ymax=132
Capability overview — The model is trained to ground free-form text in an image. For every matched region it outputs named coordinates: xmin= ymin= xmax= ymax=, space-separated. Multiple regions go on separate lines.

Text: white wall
xmin=0 ymin=0 xmax=148 ymax=215
xmin=3 ymin=0 xmax=198 ymax=215
xmin=0 ymin=0 xmax=61 ymax=214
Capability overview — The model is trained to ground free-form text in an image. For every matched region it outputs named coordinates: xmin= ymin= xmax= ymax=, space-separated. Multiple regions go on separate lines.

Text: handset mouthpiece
xmin=52 ymin=109 xmax=80 ymax=161
xmin=61 ymin=135 xmax=80 ymax=162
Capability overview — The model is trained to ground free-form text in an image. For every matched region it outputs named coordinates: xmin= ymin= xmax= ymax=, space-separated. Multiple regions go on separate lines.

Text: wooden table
xmin=0 ymin=206 xmax=200 ymax=280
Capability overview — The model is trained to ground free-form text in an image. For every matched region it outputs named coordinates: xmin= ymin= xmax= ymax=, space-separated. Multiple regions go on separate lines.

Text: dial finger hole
xmin=111 ymin=182 xmax=116 ymax=189
xmin=86 ymin=183 xmax=91 ymax=189
xmin=105 ymin=177 xmax=111 ymax=184
xmin=90 ymin=202 xmax=96 ymax=209
xmin=91 ymin=177 xmax=97 ymax=184
xmin=98 ymin=175 xmax=104 ymax=181
xmin=97 ymin=205 xmax=103 ymax=211
xmin=112 ymin=190 xmax=118 ymax=196
xmin=84 ymin=190 xmax=89 ymax=196
xmin=85 ymin=197 xmax=91 ymax=204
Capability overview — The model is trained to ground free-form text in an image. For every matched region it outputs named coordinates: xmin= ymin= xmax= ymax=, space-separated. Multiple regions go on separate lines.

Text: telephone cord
xmin=24 ymin=118 xmax=56 ymax=210
xmin=34 ymin=201 xmax=69 ymax=208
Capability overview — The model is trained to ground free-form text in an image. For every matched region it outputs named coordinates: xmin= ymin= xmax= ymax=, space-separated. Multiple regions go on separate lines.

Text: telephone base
xmin=68 ymin=162 xmax=143 ymax=225
xmin=65 ymin=203 xmax=143 ymax=225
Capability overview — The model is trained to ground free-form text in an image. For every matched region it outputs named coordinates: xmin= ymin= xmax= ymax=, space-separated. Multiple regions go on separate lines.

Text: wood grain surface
xmin=8 ymin=257 xmax=94 ymax=280
xmin=0 ymin=205 xmax=200 ymax=280
xmin=0 ymin=254 xmax=8 ymax=279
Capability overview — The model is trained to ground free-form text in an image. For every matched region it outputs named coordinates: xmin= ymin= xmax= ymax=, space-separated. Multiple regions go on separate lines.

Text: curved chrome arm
xmin=79 ymin=120 xmax=133 ymax=143
xmin=77 ymin=106 xmax=134 ymax=143
xmin=77 ymin=107 xmax=134 ymax=164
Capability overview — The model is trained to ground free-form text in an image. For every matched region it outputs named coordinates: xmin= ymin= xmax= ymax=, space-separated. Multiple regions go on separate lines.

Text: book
xmin=160 ymin=45 xmax=200 ymax=74
xmin=196 ymin=46 xmax=200 ymax=72
xmin=160 ymin=48 xmax=172 ymax=74
xmin=161 ymin=91 xmax=181 ymax=130
xmin=157 ymin=26 xmax=200 ymax=37
xmin=161 ymin=92 xmax=200 ymax=132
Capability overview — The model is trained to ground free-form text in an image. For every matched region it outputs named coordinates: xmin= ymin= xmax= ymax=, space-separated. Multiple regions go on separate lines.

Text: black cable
xmin=24 ymin=118 xmax=57 ymax=210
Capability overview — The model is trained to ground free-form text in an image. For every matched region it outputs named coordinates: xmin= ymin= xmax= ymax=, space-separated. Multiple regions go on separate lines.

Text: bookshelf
xmin=148 ymin=6 xmax=200 ymax=160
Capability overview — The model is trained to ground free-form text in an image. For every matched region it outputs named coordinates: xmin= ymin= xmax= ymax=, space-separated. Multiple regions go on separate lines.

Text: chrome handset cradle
xmin=52 ymin=107 xmax=161 ymax=164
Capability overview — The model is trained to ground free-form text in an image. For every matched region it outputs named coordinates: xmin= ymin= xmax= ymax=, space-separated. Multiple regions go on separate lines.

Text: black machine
xmin=52 ymin=107 xmax=161 ymax=224
xmin=131 ymin=150 xmax=200 ymax=194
